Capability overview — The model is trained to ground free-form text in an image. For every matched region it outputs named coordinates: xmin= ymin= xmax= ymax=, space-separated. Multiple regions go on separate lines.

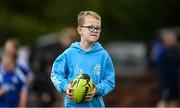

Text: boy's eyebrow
xmin=83 ymin=24 xmax=101 ymax=27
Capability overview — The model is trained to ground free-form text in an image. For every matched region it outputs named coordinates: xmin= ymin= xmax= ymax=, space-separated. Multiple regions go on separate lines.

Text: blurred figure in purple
xmin=152 ymin=29 xmax=180 ymax=107
xmin=0 ymin=51 xmax=28 ymax=107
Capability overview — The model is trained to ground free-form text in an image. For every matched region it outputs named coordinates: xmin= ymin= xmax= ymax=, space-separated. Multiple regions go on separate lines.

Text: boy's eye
xmin=88 ymin=26 xmax=101 ymax=31
xmin=88 ymin=26 xmax=94 ymax=29
xmin=80 ymin=25 xmax=101 ymax=32
xmin=88 ymin=26 xmax=95 ymax=30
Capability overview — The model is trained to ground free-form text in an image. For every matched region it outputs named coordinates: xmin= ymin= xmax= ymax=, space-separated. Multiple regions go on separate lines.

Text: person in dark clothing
xmin=29 ymin=27 xmax=79 ymax=107
xmin=152 ymin=29 xmax=180 ymax=107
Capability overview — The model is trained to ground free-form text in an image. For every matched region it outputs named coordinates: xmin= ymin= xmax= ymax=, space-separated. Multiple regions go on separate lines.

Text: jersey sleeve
xmin=50 ymin=54 xmax=69 ymax=94
xmin=96 ymin=56 xmax=115 ymax=96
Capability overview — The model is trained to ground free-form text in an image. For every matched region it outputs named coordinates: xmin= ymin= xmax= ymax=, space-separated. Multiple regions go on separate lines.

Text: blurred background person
xmin=152 ymin=29 xmax=180 ymax=107
xmin=53 ymin=27 xmax=79 ymax=106
xmin=29 ymin=27 xmax=79 ymax=106
xmin=0 ymin=51 xmax=28 ymax=107
xmin=4 ymin=38 xmax=34 ymax=86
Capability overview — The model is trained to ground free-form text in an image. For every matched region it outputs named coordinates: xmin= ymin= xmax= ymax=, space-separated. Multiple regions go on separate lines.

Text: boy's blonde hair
xmin=77 ymin=11 xmax=101 ymax=26
xmin=5 ymin=38 xmax=20 ymax=50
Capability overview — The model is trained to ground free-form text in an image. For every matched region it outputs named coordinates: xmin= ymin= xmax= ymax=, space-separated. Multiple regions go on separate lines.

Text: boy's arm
xmin=0 ymin=88 xmax=8 ymax=96
xmin=0 ymin=84 xmax=10 ymax=96
xmin=18 ymin=78 xmax=28 ymax=107
xmin=51 ymin=54 xmax=69 ymax=93
xmin=19 ymin=88 xmax=28 ymax=107
xmin=95 ymin=57 xmax=115 ymax=96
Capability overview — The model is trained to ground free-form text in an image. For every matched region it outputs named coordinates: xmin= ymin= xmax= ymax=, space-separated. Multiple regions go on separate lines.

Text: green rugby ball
xmin=71 ymin=73 xmax=94 ymax=103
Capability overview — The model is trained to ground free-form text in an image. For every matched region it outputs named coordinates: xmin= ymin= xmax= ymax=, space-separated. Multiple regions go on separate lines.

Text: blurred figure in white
xmin=4 ymin=38 xmax=34 ymax=86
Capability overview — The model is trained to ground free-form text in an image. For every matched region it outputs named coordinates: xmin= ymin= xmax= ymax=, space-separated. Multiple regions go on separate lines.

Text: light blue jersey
xmin=51 ymin=42 xmax=115 ymax=107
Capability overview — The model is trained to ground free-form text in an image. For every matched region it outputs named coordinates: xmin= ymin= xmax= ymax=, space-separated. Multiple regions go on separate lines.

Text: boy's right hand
xmin=66 ymin=82 xmax=73 ymax=99
xmin=0 ymin=84 xmax=10 ymax=96
xmin=0 ymin=88 xmax=7 ymax=96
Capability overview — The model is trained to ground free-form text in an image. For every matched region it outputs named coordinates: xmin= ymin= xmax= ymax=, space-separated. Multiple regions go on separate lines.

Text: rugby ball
xmin=71 ymin=73 xmax=94 ymax=103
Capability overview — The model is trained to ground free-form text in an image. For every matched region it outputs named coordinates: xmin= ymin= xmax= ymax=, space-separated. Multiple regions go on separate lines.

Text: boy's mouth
xmin=91 ymin=34 xmax=98 ymax=37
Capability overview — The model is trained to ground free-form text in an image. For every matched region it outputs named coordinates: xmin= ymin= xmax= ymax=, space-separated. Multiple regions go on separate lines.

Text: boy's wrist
xmin=63 ymin=83 xmax=69 ymax=93
xmin=95 ymin=84 xmax=100 ymax=95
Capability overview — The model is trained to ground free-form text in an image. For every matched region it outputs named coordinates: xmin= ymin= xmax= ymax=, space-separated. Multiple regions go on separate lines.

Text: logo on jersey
xmin=74 ymin=65 xmax=84 ymax=74
xmin=93 ymin=64 xmax=101 ymax=76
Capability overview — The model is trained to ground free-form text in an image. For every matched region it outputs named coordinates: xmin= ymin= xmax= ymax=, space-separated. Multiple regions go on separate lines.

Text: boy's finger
xmin=67 ymin=92 xmax=74 ymax=99
xmin=85 ymin=95 xmax=92 ymax=99
xmin=87 ymin=91 xmax=95 ymax=96
xmin=67 ymin=92 xmax=72 ymax=96
xmin=85 ymin=97 xmax=92 ymax=101
xmin=67 ymin=95 xmax=73 ymax=99
xmin=88 ymin=92 xmax=95 ymax=96
xmin=86 ymin=93 xmax=93 ymax=97
xmin=67 ymin=90 xmax=73 ymax=95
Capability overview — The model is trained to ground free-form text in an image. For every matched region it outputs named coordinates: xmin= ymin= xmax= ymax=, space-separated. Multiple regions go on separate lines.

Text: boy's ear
xmin=77 ymin=26 xmax=81 ymax=34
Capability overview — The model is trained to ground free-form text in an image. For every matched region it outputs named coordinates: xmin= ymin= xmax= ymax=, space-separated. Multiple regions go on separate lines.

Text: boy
xmin=152 ymin=29 xmax=180 ymax=107
xmin=4 ymin=38 xmax=34 ymax=86
xmin=51 ymin=11 xmax=115 ymax=107
xmin=0 ymin=51 xmax=28 ymax=107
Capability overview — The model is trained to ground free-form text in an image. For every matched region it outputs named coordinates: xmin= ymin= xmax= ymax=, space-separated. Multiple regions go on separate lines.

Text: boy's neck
xmin=79 ymin=41 xmax=94 ymax=51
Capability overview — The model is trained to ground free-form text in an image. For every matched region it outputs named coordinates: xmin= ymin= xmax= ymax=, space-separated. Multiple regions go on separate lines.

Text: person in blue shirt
xmin=51 ymin=11 xmax=115 ymax=107
xmin=4 ymin=38 xmax=34 ymax=86
xmin=152 ymin=29 xmax=180 ymax=107
xmin=0 ymin=51 xmax=28 ymax=107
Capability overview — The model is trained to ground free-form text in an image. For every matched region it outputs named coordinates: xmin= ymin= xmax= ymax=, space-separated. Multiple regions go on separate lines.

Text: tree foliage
xmin=0 ymin=0 xmax=180 ymax=45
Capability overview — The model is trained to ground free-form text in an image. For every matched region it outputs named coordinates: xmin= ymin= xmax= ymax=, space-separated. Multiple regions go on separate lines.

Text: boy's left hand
xmin=85 ymin=86 xmax=96 ymax=101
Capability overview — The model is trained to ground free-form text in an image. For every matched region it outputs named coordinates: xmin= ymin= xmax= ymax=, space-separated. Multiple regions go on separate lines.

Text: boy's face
xmin=5 ymin=41 xmax=18 ymax=54
xmin=163 ymin=33 xmax=177 ymax=47
xmin=77 ymin=15 xmax=101 ymax=43
xmin=2 ymin=53 xmax=16 ymax=72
